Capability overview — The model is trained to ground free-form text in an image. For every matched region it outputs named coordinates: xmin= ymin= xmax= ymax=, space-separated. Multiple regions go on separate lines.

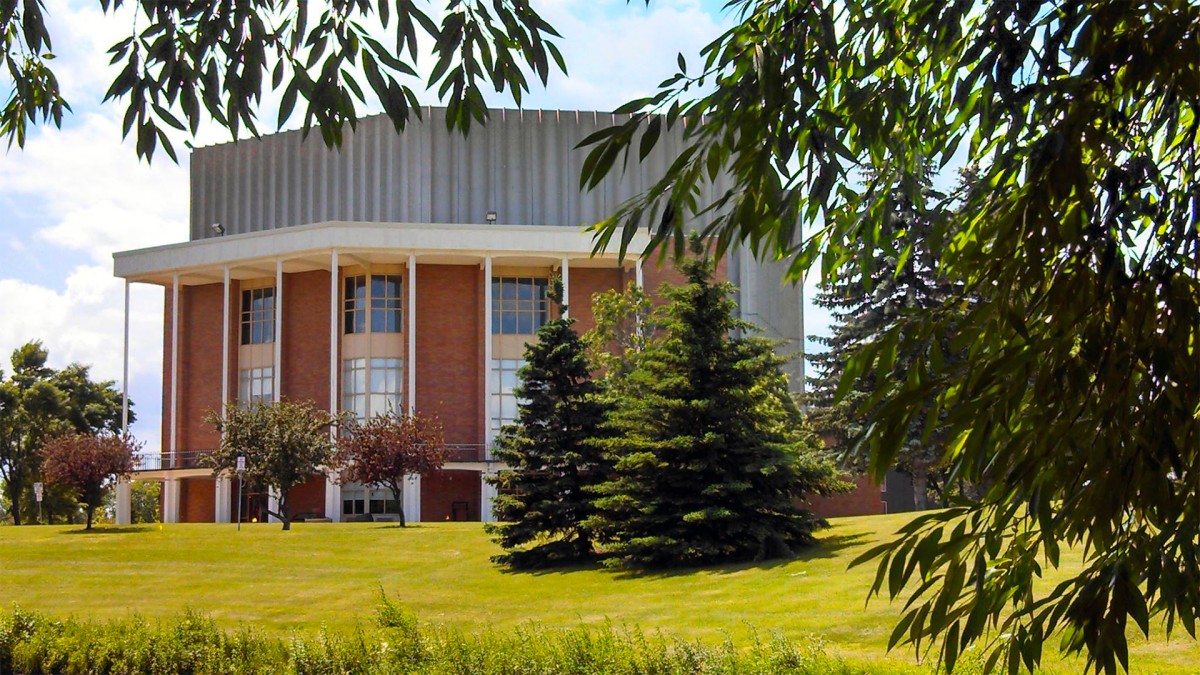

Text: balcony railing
xmin=132 ymin=444 xmax=493 ymax=472
xmin=443 ymin=444 xmax=492 ymax=463
xmin=132 ymin=450 xmax=213 ymax=472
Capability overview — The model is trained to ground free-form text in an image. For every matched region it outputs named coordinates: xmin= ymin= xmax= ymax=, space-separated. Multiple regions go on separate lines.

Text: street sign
xmin=236 ymin=456 xmax=246 ymax=473
xmin=33 ymin=482 xmax=43 ymax=502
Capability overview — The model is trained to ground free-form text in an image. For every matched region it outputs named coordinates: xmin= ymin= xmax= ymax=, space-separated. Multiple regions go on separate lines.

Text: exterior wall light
xmin=485 ymin=211 xmax=497 ymax=223
xmin=211 ymin=223 xmax=226 ymax=235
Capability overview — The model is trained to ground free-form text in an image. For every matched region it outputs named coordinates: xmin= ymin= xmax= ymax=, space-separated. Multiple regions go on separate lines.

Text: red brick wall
xmin=642 ymin=248 xmax=729 ymax=305
xmin=568 ymin=267 xmax=624 ymax=335
xmin=415 ymin=264 xmax=482 ymax=445
xmin=288 ymin=474 xmax=327 ymax=518
xmin=179 ymin=284 xmax=225 ymax=452
xmin=179 ymin=477 xmax=216 ymax=522
xmin=804 ymin=474 xmax=886 ymax=518
xmin=282 ymin=271 xmax=331 ymax=409
xmin=420 ymin=470 xmax=481 ymax=521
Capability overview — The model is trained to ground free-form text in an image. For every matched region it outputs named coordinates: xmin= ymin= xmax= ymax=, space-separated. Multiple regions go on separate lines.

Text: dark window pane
xmin=518 ymin=313 xmax=533 ymax=334
xmin=241 ymin=323 xmax=250 ymax=345
xmin=517 ymin=278 xmax=532 ymax=299
xmin=502 ymin=313 xmax=518 ymax=334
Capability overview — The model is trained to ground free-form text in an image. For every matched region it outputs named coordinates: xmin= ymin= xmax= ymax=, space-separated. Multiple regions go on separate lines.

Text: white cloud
xmin=0 ymin=267 xmax=163 ymax=454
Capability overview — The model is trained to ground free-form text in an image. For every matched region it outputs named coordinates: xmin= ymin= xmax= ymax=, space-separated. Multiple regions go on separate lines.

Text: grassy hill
xmin=1 ymin=512 xmax=1195 ymax=673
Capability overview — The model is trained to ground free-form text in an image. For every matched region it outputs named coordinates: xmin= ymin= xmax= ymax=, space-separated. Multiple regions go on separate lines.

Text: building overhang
xmin=113 ymin=220 xmax=651 ymax=285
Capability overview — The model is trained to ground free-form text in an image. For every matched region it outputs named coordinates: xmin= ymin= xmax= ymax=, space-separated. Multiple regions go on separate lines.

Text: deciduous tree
xmin=336 ymin=411 xmax=447 ymax=527
xmin=40 ymin=431 xmax=137 ymax=530
xmin=0 ymin=342 xmax=131 ymax=525
xmin=206 ymin=400 xmax=341 ymax=531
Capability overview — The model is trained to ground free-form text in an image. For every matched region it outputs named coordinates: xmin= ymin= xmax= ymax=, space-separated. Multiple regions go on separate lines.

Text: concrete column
xmin=560 ymin=256 xmax=570 ymax=318
xmin=403 ymin=474 xmax=421 ymax=523
xmin=329 ymin=250 xmax=339 ymax=424
xmin=635 ymin=258 xmax=644 ymax=288
xmin=483 ymin=256 xmax=493 ymax=448
xmin=115 ymin=478 xmax=131 ymax=525
xmin=480 ymin=471 xmax=498 ymax=523
xmin=407 ymin=254 xmax=416 ymax=414
xmin=221 ymin=266 xmax=230 ymax=412
xmin=163 ymin=478 xmax=180 ymax=524
xmin=121 ymin=280 xmax=130 ymax=436
xmin=215 ymin=475 xmax=232 ymax=523
xmin=170 ymin=274 xmax=179 ymax=461
xmin=274 ymin=260 xmax=283 ymax=401
xmin=267 ymin=488 xmax=280 ymax=523
xmin=325 ymin=472 xmax=342 ymax=523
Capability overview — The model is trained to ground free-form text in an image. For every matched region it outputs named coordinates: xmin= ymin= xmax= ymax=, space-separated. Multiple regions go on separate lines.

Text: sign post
xmin=236 ymin=456 xmax=245 ymax=531
xmin=33 ymin=482 xmax=43 ymax=524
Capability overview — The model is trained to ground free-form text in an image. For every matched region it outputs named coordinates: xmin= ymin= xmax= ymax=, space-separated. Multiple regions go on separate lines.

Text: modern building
xmin=110 ymin=108 xmax=807 ymax=524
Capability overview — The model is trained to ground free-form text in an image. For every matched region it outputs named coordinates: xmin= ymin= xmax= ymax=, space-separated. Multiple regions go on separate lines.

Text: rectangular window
xmin=490 ymin=359 xmax=525 ymax=431
xmin=344 ymin=276 xmax=367 ymax=334
xmin=344 ymin=274 xmax=402 ymax=334
xmin=370 ymin=275 xmax=402 ymax=333
xmin=238 ymin=367 xmax=274 ymax=404
xmin=342 ymin=357 xmax=403 ymax=421
xmin=492 ymin=277 xmax=548 ymax=334
xmin=240 ymin=287 xmax=275 ymax=345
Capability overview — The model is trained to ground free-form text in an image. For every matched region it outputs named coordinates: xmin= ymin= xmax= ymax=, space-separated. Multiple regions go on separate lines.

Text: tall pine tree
xmin=588 ymin=238 xmax=841 ymax=568
xmin=486 ymin=280 xmax=609 ymax=569
xmin=807 ymin=169 xmax=974 ymax=508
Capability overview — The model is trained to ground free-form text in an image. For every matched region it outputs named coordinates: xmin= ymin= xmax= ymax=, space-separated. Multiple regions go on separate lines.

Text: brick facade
xmin=415 ymin=264 xmax=482 ymax=445
xmin=281 ymin=271 xmax=331 ymax=409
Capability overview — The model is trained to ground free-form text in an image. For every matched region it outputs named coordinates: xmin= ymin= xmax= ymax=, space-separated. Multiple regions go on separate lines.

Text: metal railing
xmin=132 ymin=444 xmax=492 ymax=472
xmin=132 ymin=450 xmax=213 ymax=472
xmin=443 ymin=444 xmax=492 ymax=463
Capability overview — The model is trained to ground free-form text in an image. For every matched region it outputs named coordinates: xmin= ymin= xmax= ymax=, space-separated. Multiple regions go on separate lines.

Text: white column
xmin=798 ymin=270 xmax=806 ymax=397
xmin=115 ymin=478 xmax=131 ymax=525
xmin=274 ymin=260 xmax=283 ymax=401
xmin=121 ymin=280 xmax=130 ymax=435
xmin=407 ymin=253 xmax=416 ymax=414
xmin=170 ymin=273 xmax=179 ymax=462
xmin=221 ymin=266 xmax=230 ymax=412
xmin=635 ymin=258 xmax=644 ymax=288
xmin=480 ymin=470 xmax=498 ymax=523
xmin=215 ymin=475 xmax=232 ymax=523
xmin=483 ymin=256 xmax=493 ymax=447
xmin=329 ymin=250 xmax=339 ymax=424
xmin=560 ymin=256 xmax=570 ymax=318
xmin=325 ymin=471 xmax=342 ymax=523
xmin=403 ymin=474 xmax=421 ymax=523
xmin=163 ymin=478 xmax=180 ymax=524
xmin=267 ymin=488 xmax=280 ymax=523
xmin=119 ymin=281 xmax=133 ymax=527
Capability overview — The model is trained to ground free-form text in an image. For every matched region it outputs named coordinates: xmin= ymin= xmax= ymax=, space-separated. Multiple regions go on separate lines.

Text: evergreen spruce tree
xmin=807 ymin=169 xmax=974 ymax=508
xmin=588 ymin=238 xmax=842 ymax=568
xmin=486 ymin=280 xmax=609 ymax=568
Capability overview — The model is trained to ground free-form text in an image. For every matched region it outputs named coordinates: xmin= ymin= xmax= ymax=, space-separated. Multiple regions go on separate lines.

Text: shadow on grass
xmin=60 ymin=526 xmax=154 ymax=535
xmin=494 ymin=531 xmax=870 ymax=579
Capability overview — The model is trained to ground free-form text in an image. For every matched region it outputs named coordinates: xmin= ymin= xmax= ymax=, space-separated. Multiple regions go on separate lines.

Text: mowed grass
xmin=1 ymin=513 xmax=1196 ymax=673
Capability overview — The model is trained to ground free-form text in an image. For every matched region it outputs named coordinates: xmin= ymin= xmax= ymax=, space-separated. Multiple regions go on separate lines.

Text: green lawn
xmin=0 ymin=513 xmax=1195 ymax=673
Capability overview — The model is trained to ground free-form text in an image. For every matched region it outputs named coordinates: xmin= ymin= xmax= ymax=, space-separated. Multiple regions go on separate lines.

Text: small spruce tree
xmin=588 ymin=238 xmax=841 ymax=568
xmin=486 ymin=278 xmax=609 ymax=568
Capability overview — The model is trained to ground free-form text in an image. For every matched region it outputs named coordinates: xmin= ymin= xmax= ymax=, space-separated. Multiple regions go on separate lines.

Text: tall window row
xmin=238 ymin=366 xmax=274 ymax=404
xmin=240 ymin=287 xmax=275 ymax=345
xmin=345 ymin=274 xmax=402 ymax=334
xmin=492 ymin=276 xmax=548 ymax=335
xmin=342 ymin=357 xmax=403 ymax=421
xmin=490 ymin=358 xmax=525 ymax=432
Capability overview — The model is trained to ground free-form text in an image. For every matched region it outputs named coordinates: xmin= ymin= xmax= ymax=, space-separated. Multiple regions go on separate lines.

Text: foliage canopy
xmin=6 ymin=0 xmax=1200 ymax=670
xmin=336 ymin=411 xmax=447 ymax=527
xmin=40 ymin=431 xmax=137 ymax=530
xmin=206 ymin=399 xmax=342 ymax=531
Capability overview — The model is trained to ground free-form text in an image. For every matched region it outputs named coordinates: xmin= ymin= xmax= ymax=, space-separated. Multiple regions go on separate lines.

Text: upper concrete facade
xmin=190 ymin=108 xmax=726 ymax=240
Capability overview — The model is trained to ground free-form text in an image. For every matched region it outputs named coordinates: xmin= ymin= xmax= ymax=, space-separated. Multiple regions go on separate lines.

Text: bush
xmin=0 ymin=600 xmax=866 ymax=674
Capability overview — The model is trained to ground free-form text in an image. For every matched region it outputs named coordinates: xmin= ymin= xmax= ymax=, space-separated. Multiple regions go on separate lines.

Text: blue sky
xmin=0 ymin=0 xmax=831 ymax=455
